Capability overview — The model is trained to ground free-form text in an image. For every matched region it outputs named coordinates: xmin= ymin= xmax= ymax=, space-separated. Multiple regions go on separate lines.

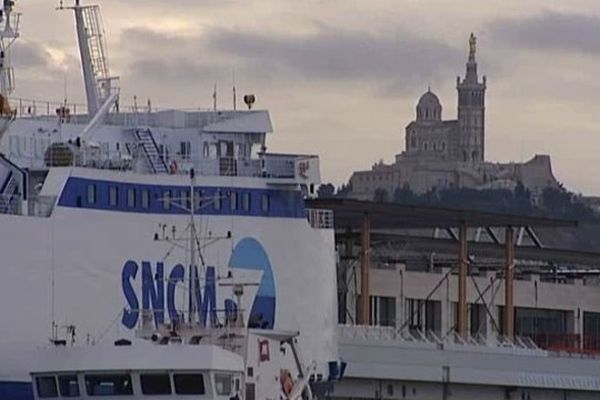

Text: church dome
xmin=416 ymin=89 xmax=442 ymax=122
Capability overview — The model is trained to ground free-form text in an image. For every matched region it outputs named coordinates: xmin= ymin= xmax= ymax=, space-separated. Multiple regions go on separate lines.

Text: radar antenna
xmin=59 ymin=0 xmax=119 ymax=115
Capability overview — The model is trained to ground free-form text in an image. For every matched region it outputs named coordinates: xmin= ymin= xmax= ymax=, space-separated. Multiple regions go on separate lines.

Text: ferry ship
xmin=0 ymin=1 xmax=338 ymax=398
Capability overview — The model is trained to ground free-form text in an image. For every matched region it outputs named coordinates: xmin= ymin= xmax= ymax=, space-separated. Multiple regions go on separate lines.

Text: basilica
xmin=348 ymin=34 xmax=559 ymax=199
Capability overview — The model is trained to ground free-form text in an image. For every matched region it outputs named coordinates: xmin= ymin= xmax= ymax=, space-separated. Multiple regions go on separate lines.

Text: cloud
xmin=207 ymin=27 xmax=461 ymax=90
xmin=117 ymin=25 xmax=463 ymax=99
xmin=11 ymin=41 xmax=53 ymax=70
xmin=490 ymin=11 xmax=600 ymax=54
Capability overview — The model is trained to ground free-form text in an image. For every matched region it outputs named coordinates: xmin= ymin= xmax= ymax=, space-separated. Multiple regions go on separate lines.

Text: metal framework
xmin=309 ymin=198 xmax=581 ymax=338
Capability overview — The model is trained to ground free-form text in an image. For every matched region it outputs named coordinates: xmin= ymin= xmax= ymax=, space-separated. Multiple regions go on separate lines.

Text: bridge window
xmin=109 ymin=186 xmax=119 ymax=207
xmin=215 ymin=373 xmax=233 ymax=396
xmin=261 ymin=194 xmax=270 ymax=213
xmin=85 ymin=374 xmax=133 ymax=396
xmin=141 ymin=189 xmax=150 ymax=209
xmin=242 ymin=192 xmax=251 ymax=212
xmin=87 ymin=184 xmax=97 ymax=205
xmin=58 ymin=375 xmax=80 ymax=398
xmin=127 ymin=188 xmax=136 ymax=208
xmin=174 ymin=373 xmax=205 ymax=395
xmin=36 ymin=376 xmax=58 ymax=398
xmin=140 ymin=373 xmax=172 ymax=395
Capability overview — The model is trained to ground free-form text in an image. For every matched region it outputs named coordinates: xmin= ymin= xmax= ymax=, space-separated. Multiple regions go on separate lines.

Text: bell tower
xmin=456 ymin=33 xmax=486 ymax=163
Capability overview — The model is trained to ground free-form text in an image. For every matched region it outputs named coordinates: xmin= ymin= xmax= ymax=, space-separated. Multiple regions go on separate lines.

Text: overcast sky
xmin=12 ymin=0 xmax=600 ymax=194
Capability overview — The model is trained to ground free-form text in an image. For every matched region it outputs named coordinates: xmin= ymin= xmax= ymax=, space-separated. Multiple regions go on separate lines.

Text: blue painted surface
xmin=58 ymin=177 xmax=305 ymax=218
xmin=229 ymin=238 xmax=276 ymax=328
xmin=0 ymin=381 xmax=34 ymax=400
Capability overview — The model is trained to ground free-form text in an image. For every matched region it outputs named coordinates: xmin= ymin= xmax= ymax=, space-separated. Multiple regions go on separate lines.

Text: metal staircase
xmin=0 ymin=172 xmax=19 ymax=214
xmin=133 ymin=128 xmax=168 ymax=174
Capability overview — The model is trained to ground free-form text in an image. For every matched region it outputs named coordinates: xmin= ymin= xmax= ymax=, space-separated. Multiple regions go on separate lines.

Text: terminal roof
xmin=307 ymin=198 xmax=578 ymax=229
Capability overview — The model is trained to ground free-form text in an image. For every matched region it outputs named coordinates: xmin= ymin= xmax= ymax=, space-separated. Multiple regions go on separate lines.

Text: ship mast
xmin=60 ymin=0 xmax=119 ymax=115
xmin=0 ymin=0 xmax=20 ymax=103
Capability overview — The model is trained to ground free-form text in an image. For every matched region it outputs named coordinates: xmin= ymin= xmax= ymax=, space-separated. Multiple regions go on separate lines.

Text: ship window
xmin=162 ymin=190 xmax=171 ymax=210
xmin=109 ymin=186 xmax=119 ymax=207
xmin=140 ymin=373 xmax=172 ymax=395
xmin=261 ymin=194 xmax=270 ymax=213
xmin=214 ymin=190 xmax=222 ymax=211
xmin=242 ymin=192 xmax=251 ymax=212
xmin=87 ymin=184 xmax=97 ymax=205
xmin=141 ymin=189 xmax=150 ymax=209
xmin=194 ymin=190 xmax=203 ymax=211
xmin=215 ymin=373 xmax=233 ymax=395
xmin=180 ymin=190 xmax=190 ymax=210
xmin=180 ymin=141 xmax=191 ymax=160
xmin=173 ymin=373 xmax=205 ymax=395
xmin=58 ymin=375 xmax=80 ymax=397
xmin=36 ymin=376 xmax=58 ymax=398
xmin=230 ymin=191 xmax=238 ymax=211
xmin=127 ymin=188 xmax=136 ymax=208
xmin=85 ymin=374 xmax=133 ymax=396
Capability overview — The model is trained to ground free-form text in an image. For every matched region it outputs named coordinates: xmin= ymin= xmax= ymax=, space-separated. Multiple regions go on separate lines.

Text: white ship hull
xmin=0 ymin=168 xmax=338 ymax=398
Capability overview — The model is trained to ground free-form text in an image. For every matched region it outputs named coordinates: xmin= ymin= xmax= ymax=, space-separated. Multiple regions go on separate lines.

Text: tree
xmin=317 ymin=183 xmax=335 ymax=198
xmin=373 ymin=188 xmax=389 ymax=202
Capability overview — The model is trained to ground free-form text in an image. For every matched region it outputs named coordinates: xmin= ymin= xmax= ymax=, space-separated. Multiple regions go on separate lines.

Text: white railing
xmin=306 ymin=208 xmax=334 ymax=229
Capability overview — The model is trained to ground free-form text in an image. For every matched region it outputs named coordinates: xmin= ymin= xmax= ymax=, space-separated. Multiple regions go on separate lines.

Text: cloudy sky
xmin=11 ymin=0 xmax=600 ymax=194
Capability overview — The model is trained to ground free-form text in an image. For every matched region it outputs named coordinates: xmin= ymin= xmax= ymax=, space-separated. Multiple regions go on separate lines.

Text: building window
xmin=242 ymin=192 xmax=251 ymax=212
xmin=261 ymin=194 xmax=270 ymax=213
xmin=410 ymin=136 xmax=417 ymax=148
xmin=162 ymin=190 xmax=171 ymax=210
xmin=127 ymin=188 xmax=136 ymax=208
xmin=406 ymin=298 xmax=441 ymax=334
xmin=141 ymin=189 xmax=150 ymax=209
xmin=370 ymin=296 xmax=396 ymax=327
xmin=230 ymin=191 xmax=238 ymax=211
xmin=86 ymin=184 xmax=97 ymax=205
xmin=109 ymin=186 xmax=119 ymax=207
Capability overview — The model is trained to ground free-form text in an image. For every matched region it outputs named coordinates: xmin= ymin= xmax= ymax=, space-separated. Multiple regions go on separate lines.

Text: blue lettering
xmin=142 ymin=261 xmax=164 ymax=326
xmin=191 ymin=266 xmax=218 ymax=327
xmin=121 ymin=260 xmax=139 ymax=329
xmin=121 ymin=261 xmax=239 ymax=329
xmin=167 ymin=264 xmax=185 ymax=325
xmin=202 ymin=266 xmax=218 ymax=326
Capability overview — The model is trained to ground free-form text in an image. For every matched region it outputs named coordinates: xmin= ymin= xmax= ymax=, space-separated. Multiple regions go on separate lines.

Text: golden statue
xmin=469 ymin=33 xmax=477 ymax=59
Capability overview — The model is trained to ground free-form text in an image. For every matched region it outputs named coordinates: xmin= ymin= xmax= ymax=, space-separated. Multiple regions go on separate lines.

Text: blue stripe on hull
xmin=0 ymin=381 xmax=33 ymax=400
xmin=58 ymin=177 xmax=306 ymax=218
